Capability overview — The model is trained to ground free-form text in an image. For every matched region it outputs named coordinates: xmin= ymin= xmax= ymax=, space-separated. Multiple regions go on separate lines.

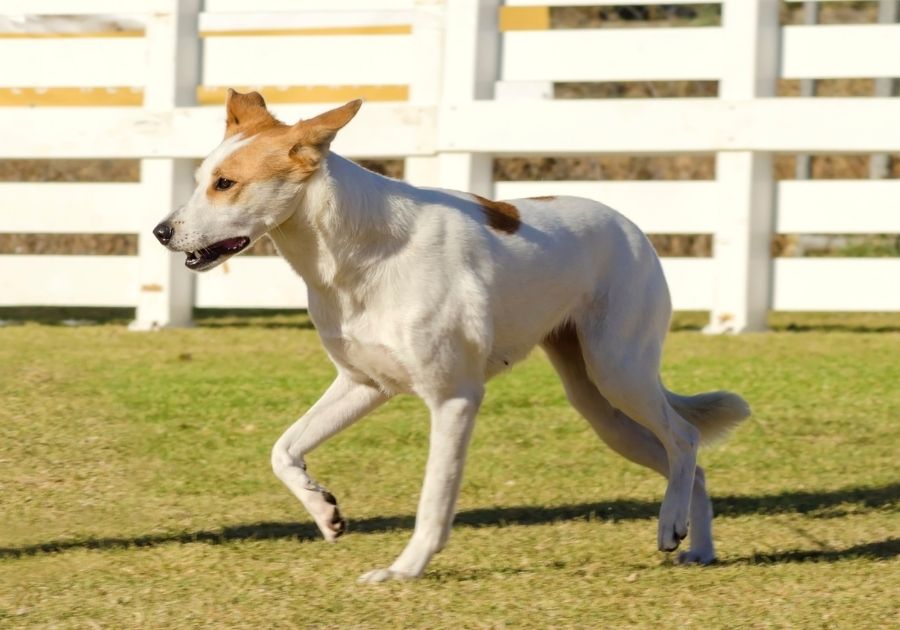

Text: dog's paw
xmin=657 ymin=516 xmax=688 ymax=552
xmin=357 ymin=568 xmax=417 ymax=584
xmin=676 ymin=549 xmax=717 ymax=565
xmin=310 ymin=491 xmax=346 ymax=543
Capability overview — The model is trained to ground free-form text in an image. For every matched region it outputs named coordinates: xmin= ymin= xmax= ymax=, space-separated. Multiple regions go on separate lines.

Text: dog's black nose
xmin=153 ymin=223 xmax=174 ymax=245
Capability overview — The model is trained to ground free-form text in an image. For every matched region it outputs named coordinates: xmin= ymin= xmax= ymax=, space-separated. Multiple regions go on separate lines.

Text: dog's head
xmin=153 ymin=90 xmax=361 ymax=271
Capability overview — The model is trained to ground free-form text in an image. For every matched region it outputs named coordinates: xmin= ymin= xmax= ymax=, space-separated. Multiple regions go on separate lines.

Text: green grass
xmin=1 ymin=313 xmax=898 ymax=628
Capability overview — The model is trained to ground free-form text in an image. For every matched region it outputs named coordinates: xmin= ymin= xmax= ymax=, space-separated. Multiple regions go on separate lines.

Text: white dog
xmin=154 ymin=91 xmax=750 ymax=582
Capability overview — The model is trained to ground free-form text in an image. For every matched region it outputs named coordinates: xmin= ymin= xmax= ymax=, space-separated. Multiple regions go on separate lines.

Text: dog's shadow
xmin=3 ymin=483 xmax=897 ymax=566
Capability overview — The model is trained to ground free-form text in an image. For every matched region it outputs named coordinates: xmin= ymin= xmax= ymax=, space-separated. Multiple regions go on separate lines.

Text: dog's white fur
xmin=157 ymin=93 xmax=750 ymax=582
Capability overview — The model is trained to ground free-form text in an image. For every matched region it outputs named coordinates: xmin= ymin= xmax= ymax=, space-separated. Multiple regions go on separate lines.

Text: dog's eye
xmin=215 ymin=177 xmax=236 ymax=191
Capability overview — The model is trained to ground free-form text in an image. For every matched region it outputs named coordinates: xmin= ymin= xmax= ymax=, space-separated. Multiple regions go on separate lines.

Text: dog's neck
xmin=268 ymin=152 xmax=416 ymax=291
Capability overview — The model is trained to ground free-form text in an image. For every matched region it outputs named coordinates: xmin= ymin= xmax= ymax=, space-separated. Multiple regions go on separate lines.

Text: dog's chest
xmin=320 ymin=334 xmax=413 ymax=393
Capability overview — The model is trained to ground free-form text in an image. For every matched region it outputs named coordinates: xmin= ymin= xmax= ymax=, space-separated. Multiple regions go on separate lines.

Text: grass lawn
xmin=1 ymin=311 xmax=898 ymax=628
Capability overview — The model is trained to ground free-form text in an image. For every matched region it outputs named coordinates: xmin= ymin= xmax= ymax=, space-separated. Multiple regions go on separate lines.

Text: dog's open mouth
xmin=185 ymin=236 xmax=250 ymax=271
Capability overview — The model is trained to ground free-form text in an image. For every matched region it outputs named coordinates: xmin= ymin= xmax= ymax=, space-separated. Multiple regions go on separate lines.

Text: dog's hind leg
xmin=542 ymin=326 xmax=716 ymax=562
xmin=559 ymin=270 xmax=700 ymax=552
xmin=580 ymin=338 xmax=699 ymax=552
xmin=271 ymin=372 xmax=390 ymax=541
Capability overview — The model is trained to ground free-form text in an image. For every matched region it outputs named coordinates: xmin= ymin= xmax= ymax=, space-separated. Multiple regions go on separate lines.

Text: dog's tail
xmin=665 ymin=389 xmax=751 ymax=445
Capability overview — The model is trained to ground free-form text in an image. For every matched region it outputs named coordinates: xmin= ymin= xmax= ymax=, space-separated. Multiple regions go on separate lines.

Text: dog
xmin=153 ymin=90 xmax=750 ymax=582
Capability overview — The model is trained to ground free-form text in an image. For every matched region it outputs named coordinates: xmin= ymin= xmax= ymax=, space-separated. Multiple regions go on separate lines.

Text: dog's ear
xmin=292 ymin=99 xmax=363 ymax=149
xmin=225 ymin=89 xmax=277 ymax=137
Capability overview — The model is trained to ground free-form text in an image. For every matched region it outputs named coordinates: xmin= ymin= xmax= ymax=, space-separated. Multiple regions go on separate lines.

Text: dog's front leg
xmin=272 ymin=373 xmax=389 ymax=541
xmin=359 ymin=386 xmax=483 ymax=583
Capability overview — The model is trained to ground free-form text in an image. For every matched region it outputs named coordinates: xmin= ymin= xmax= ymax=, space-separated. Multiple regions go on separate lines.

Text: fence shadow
xmin=193 ymin=308 xmax=316 ymax=330
xmin=0 ymin=307 xmax=317 ymax=329
xmin=2 ymin=482 xmax=896 ymax=561
xmin=4 ymin=308 xmax=897 ymax=333
xmin=0 ymin=306 xmax=134 ymax=326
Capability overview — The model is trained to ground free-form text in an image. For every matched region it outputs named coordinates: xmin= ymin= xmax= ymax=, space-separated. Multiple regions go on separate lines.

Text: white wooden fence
xmin=0 ymin=0 xmax=898 ymax=331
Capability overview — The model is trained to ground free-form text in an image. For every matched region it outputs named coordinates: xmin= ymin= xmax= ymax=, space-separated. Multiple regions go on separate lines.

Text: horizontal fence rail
xmin=0 ymin=0 xmax=898 ymax=332
xmin=438 ymin=100 xmax=900 ymax=154
xmin=0 ymin=183 xmax=146 ymax=233
xmin=6 ymin=255 xmax=897 ymax=314
xmin=502 ymin=28 xmax=722 ymax=82
xmin=0 ymin=105 xmax=435 ymax=158
xmin=4 ymin=99 xmax=900 ymax=158
xmin=501 ymin=25 xmax=900 ymax=81
xmin=775 ymin=181 xmax=900 ymax=234
xmin=0 ymin=0 xmax=173 ymax=13
xmin=202 ymin=34 xmax=412 ymax=86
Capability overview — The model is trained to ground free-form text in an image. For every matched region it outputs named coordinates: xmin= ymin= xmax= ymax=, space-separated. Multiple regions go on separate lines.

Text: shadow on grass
xmin=0 ymin=307 xmax=315 ymax=330
xmin=0 ymin=307 xmax=135 ymax=326
xmin=2 ymin=483 xmax=897 ymax=561
xmin=766 ymin=311 xmax=900 ymax=333
xmin=193 ymin=308 xmax=315 ymax=330
xmin=719 ymin=538 xmax=900 ymax=566
xmin=431 ymin=538 xmax=900 ymax=581
xmin=668 ymin=311 xmax=900 ymax=333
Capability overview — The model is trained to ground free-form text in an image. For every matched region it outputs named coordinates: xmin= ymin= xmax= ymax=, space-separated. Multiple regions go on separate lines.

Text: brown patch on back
xmin=472 ymin=194 xmax=521 ymax=235
xmin=529 ymin=195 xmax=557 ymax=201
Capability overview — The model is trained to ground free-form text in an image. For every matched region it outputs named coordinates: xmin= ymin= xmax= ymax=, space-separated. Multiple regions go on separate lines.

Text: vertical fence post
xmin=870 ymin=0 xmax=898 ymax=179
xmin=438 ymin=0 xmax=501 ymax=196
xmin=794 ymin=1 xmax=819 ymax=181
xmin=706 ymin=0 xmax=780 ymax=334
xmin=130 ymin=0 xmax=200 ymax=330
xmin=404 ymin=0 xmax=445 ymax=187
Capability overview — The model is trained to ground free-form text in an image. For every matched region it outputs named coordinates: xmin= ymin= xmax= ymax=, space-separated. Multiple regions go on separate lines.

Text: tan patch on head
xmin=472 ymin=194 xmax=521 ymax=235
xmin=299 ymin=98 xmax=362 ymax=147
xmin=225 ymin=90 xmax=280 ymax=139
xmin=210 ymin=93 xmax=365 ymax=198
xmin=529 ymin=195 xmax=557 ymax=201
xmin=211 ymin=127 xmax=312 ymax=200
